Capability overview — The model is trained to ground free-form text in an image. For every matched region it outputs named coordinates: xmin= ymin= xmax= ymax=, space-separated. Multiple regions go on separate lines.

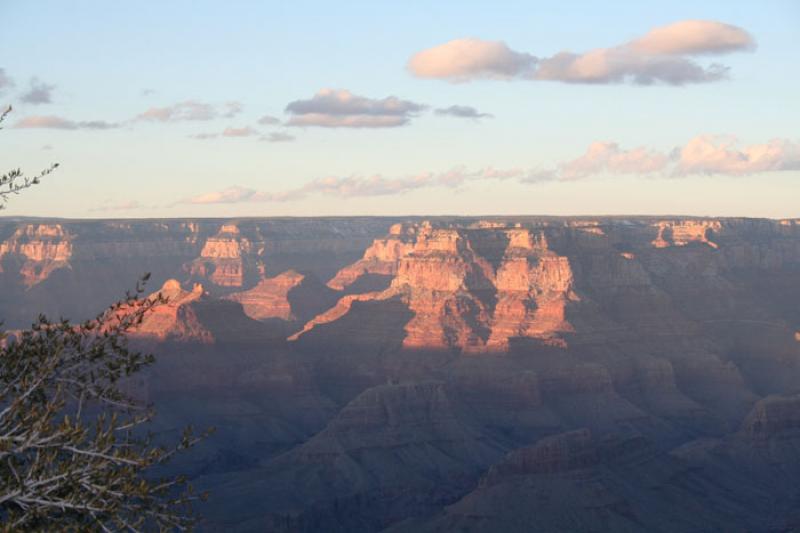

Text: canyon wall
xmin=3 ymin=215 xmax=800 ymax=531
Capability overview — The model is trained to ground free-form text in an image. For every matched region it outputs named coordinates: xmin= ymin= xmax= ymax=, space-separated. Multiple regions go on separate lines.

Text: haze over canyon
xmin=2 ymin=215 xmax=800 ymax=531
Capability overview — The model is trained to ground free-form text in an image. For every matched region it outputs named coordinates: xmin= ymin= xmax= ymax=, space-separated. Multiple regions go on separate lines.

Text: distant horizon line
xmin=1 ymin=214 xmax=797 ymax=222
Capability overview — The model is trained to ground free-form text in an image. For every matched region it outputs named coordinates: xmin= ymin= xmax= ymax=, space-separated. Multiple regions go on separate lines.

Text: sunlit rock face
xmin=295 ymin=222 xmax=580 ymax=351
xmin=125 ymin=279 xmax=213 ymax=343
xmin=227 ymin=270 xmax=305 ymax=321
xmin=187 ymin=223 xmax=258 ymax=288
xmin=291 ymin=216 xmax=800 ymax=356
xmin=2 ymin=216 xmax=800 ymax=531
xmin=651 ymin=219 xmax=722 ymax=248
xmin=0 ymin=224 xmax=73 ymax=286
xmin=326 ymin=222 xmax=417 ymax=291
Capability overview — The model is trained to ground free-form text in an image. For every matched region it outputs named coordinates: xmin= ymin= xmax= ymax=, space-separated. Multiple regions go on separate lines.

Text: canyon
xmin=2 ymin=215 xmax=800 ymax=531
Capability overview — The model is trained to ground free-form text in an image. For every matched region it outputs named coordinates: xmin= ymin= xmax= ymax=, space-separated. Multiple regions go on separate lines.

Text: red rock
xmin=0 ymin=224 xmax=73 ymax=286
xmin=226 ymin=270 xmax=305 ymax=321
xmin=187 ymin=223 xmax=255 ymax=287
xmin=296 ymin=223 xmax=578 ymax=351
xmin=651 ymin=220 xmax=721 ymax=249
xmin=124 ymin=279 xmax=213 ymax=342
xmin=326 ymin=223 xmax=417 ymax=290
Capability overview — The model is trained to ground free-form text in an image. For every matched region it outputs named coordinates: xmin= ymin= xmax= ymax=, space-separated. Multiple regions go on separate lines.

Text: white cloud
xmin=629 ymin=20 xmax=756 ymax=55
xmin=560 ymin=142 xmax=671 ymax=180
xmin=408 ymin=38 xmax=537 ymax=81
xmin=409 ymin=19 xmax=754 ymax=85
xmin=560 ymin=136 xmax=800 ymax=179
xmin=177 ymin=133 xmax=799 ymax=206
xmin=676 ymin=136 xmax=800 ymax=175
xmin=285 ymin=89 xmax=426 ymax=128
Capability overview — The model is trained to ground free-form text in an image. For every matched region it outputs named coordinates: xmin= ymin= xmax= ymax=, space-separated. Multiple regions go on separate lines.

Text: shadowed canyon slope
xmin=2 ymin=216 xmax=800 ymax=531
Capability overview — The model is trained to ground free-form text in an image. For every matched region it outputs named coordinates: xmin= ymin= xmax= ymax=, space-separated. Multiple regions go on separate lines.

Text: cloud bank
xmin=180 ymin=166 xmax=549 ymax=205
xmin=408 ymin=20 xmax=755 ymax=85
xmin=180 ymin=135 xmax=799 ymax=205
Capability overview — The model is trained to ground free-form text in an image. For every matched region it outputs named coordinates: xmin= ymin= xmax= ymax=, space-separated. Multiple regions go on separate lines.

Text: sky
xmin=1 ymin=0 xmax=799 ymax=219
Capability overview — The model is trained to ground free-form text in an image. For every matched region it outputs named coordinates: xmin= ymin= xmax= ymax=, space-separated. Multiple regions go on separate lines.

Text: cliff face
xmin=293 ymin=223 xmax=580 ymax=351
xmin=0 ymin=217 xmax=390 ymax=328
xmin=125 ymin=279 xmax=213 ymax=343
xmin=0 ymin=224 xmax=73 ymax=286
xmin=289 ymin=217 xmax=800 ymax=357
xmin=226 ymin=270 xmax=305 ymax=321
xmin=3 ymin=216 xmax=799 ymax=531
xmin=326 ymin=222 xmax=417 ymax=291
xmin=187 ymin=223 xmax=259 ymax=288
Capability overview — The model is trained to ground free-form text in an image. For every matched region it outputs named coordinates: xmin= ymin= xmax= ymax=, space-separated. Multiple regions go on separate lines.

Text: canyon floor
xmin=2 ymin=216 xmax=800 ymax=531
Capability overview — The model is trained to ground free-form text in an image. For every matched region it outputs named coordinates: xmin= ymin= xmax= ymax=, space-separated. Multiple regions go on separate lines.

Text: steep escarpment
xmin=295 ymin=223 xmax=579 ymax=351
xmin=186 ymin=223 xmax=261 ymax=288
xmin=0 ymin=224 xmax=73 ymax=286
xmin=326 ymin=222 xmax=417 ymax=292
xmin=125 ymin=279 xmax=213 ymax=342
xmin=3 ymin=216 xmax=800 ymax=531
xmin=0 ymin=217 xmax=391 ymax=328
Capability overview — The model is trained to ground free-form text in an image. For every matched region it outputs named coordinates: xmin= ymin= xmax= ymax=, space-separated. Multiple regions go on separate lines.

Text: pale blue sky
xmin=1 ymin=1 xmax=798 ymax=218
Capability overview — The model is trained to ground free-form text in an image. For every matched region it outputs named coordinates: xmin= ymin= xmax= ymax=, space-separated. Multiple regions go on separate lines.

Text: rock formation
xmin=0 ymin=224 xmax=73 ymax=286
xmin=126 ymin=279 xmax=213 ymax=342
xmin=226 ymin=270 xmax=305 ymax=321
xmin=296 ymin=223 xmax=580 ymax=351
xmin=1 ymin=216 xmax=800 ymax=531
xmin=186 ymin=223 xmax=259 ymax=288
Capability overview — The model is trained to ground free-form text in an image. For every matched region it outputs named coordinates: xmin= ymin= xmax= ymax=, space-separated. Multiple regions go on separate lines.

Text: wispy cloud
xmin=285 ymin=89 xmax=426 ymax=128
xmin=136 ymin=100 xmax=242 ymax=122
xmin=261 ymin=131 xmax=295 ymax=143
xmin=409 ymin=20 xmax=754 ymax=85
xmin=178 ymin=134 xmax=800 ymax=205
xmin=179 ymin=166 xmax=545 ymax=205
xmin=190 ymin=126 xmax=260 ymax=140
xmin=14 ymin=115 xmax=119 ymax=130
xmin=181 ymin=185 xmax=303 ymax=204
xmin=222 ymin=126 xmax=258 ymax=137
xmin=434 ymin=105 xmax=493 ymax=119
xmin=257 ymin=114 xmax=281 ymax=125
xmin=20 ymin=78 xmax=55 ymax=105
xmin=89 ymin=200 xmax=152 ymax=213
